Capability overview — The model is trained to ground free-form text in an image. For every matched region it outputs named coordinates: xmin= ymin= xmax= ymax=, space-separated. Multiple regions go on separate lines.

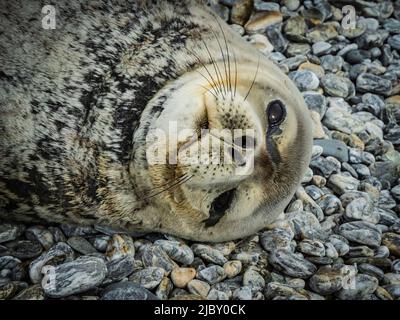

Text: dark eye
xmin=203 ymin=189 xmax=235 ymax=228
xmin=267 ymin=100 xmax=286 ymax=127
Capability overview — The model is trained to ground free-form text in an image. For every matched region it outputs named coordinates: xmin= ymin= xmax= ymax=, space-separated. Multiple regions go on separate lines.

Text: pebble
xmin=345 ymin=197 xmax=380 ymax=224
xmin=5 ymin=240 xmax=43 ymax=260
xmin=314 ymin=139 xmax=349 ymax=163
xmin=388 ymin=34 xmax=400 ymax=51
xmin=223 ymin=260 xmax=242 ymax=278
xmin=155 ymin=277 xmax=173 ymax=299
xmin=101 ymin=282 xmax=158 ymax=300
xmin=382 ymin=233 xmax=400 ymax=257
xmin=358 ymin=263 xmax=385 ymax=281
xmin=382 ymin=284 xmax=400 ymax=299
xmin=0 ymin=224 xmax=25 ymax=243
xmin=269 ymin=249 xmax=317 ymax=279
xmin=245 ymin=11 xmax=283 ymax=34
xmin=170 ymin=267 xmax=196 ymax=288
xmin=289 ymin=70 xmax=320 ymax=91
xmin=106 ymin=255 xmax=136 ymax=281
xmin=336 ymin=274 xmax=379 ymax=300
xmin=67 ymin=236 xmax=98 ymax=255
xmin=298 ymin=239 xmax=325 ymax=257
xmin=129 ymin=267 xmax=165 ymax=289
xmin=232 ymin=286 xmax=252 ymax=300
xmin=260 ymin=228 xmax=293 ymax=252
xmin=25 ymin=226 xmax=54 ymax=250
xmin=356 ymin=73 xmax=393 ymax=96
xmin=42 ymin=255 xmax=107 ymax=298
xmin=142 ymin=245 xmax=177 ymax=274
xmin=187 ymin=279 xmax=210 ymax=297
xmin=29 ymin=242 xmax=75 ymax=284
xmin=312 ymin=41 xmax=332 ymax=56
xmin=309 ymin=266 xmax=344 ymax=295
xmin=328 ymin=173 xmax=360 ymax=195
xmin=323 ymin=107 xmax=364 ymax=135
xmin=310 ymin=156 xmax=341 ymax=178
xmin=12 ymin=284 xmax=45 ymax=300
xmin=339 ymin=221 xmax=382 ymax=248
xmin=154 ymin=240 xmax=194 ymax=265
xmin=321 ymin=74 xmax=355 ymax=98
xmin=198 ymin=265 xmax=226 ymax=284
xmin=243 ymin=267 xmax=265 ymax=291
xmin=192 ymin=244 xmax=227 ymax=265
xmin=105 ymin=234 xmax=135 ymax=261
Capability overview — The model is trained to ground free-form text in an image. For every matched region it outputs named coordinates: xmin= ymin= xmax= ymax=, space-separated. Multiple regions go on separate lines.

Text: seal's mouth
xmin=202 ymin=188 xmax=236 ymax=227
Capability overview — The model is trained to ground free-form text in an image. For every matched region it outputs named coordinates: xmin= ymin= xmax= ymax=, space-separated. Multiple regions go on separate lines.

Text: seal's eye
xmin=267 ymin=100 xmax=286 ymax=127
xmin=203 ymin=189 xmax=235 ymax=227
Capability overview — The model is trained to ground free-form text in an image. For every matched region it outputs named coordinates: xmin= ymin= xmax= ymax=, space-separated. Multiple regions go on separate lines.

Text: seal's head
xmin=131 ymin=20 xmax=313 ymax=242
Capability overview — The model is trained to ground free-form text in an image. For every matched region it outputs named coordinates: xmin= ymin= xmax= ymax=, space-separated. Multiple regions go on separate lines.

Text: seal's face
xmin=132 ymin=53 xmax=313 ymax=242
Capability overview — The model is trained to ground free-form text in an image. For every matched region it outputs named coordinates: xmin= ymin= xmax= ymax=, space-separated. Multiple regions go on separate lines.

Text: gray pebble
xmin=129 ymin=267 xmax=164 ymax=289
xmin=336 ymin=274 xmax=379 ymax=300
xmin=154 ymin=240 xmax=194 ymax=265
xmin=269 ymin=249 xmax=317 ymax=279
xmin=67 ymin=236 xmax=98 ymax=255
xmin=198 ymin=265 xmax=226 ymax=284
xmin=0 ymin=224 xmax=25 ymax=244
xmin=101 ymin=281 xmax=158 ymax=300
xmin=345 ymin=197 xmax=380 ymax=224
xmin=192 ymin=244 xmax=227 ymax=265
xmin=339 ymin=221 xmax=382 ymax=248
xmin=289 ymin=70 xmax=320 ymax=91
xmin=42 ymin=255 xmax=107 ymax=298
xmin=142 ymin=245 xmax=177 ymax=274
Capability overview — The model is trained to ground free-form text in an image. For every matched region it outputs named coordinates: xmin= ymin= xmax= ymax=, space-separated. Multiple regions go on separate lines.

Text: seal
xmin=0 ymin=0 xmax=313 ymax=242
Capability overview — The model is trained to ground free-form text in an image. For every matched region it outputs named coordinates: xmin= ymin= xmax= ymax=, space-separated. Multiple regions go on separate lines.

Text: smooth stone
xmin=25 ymin=226 xmax=54 ymax=250
xmin=339 ymin=221 xmax=382 ymax=248
xmin=142 ymin=245 xmax=177 ymax=274
xmin=243 ymin=267 xmax=265 ymax=291
xmin=187 ymin=279 xmax=210 ymax=297
xmin=358 ymin=263 xmax=384 ymax=281
xmin=260 ymin=228 xmax=293 ymax=252
xmin=106 ymin=255 xmax=136 ymax=282
xmin=67 ymin=236 xmax=98 ymax=255
xmin=286 ymin=43 xmax=311 ymax=57
xmin=388 ymin=35 xmax=400 ymax=51
xmin=264 ymin=282 xmax=306 ymax=300
xmin=345 ymin=197 xmax=380 ymax=224
xmin=155 ymin=277 xmax=173 ymax=300
xmin=129 ymin=267 xmax=164 ymax=289
xmin=345 ymin=49 xmax=371 ymax=64
xmin=307 ymin=22 xmax=339 ymax=43
xmin=383 ymin=18 xmax=400 ymax=34
xmin=323 ymin=107 xmax=364 ymax=135
xmin=0 ymin=281 xmax=27 ymax=300
xmin=299 ymin=62 xmax=325 ymax=79
xmin=314 ymin=139 xmax=349 ymax=163
xmin=232 ymin=286 xmax=252 ymax=300
xmin=269 ymin=249 xmax=317 ymax=279
xmin=356 ymin=73 xmax=392 ymax=96
xmin=171 ymin=267 xmax=196 ymax=288
xmin=382 ymin=233 xmax=400 ymax=257
xmin=105 ymin=234 xmax=135 ymax=261
xmin=12 ymin=284 xmax=45 ymax=300
xmin=312 ymin=41 xmax=332 ymax=56
xmin=309 ymin=266 xmax=343 ymax=295
xmin=207 ymin=288 xmax=230 ymax=300
xmin=192 ymin=244 xmax=227 ymax=265
xmin=283 ymin=16 xmax=307 ymax=40
xmin=5 ymin=240 xmax=42 ymax=259
xmin=101 ymin=282 xmax=158 ymax=300
xmin=336 ymin=274 xmax=379 ymax=300
xmin=223 ymin=260 xmax=242 ymax=278
xmin=289 ymin=70 xmax=319 ymax=92
xmin=0 ymin=224 xmax=25 ymax=244
xmin=298 ymin=239 xmax=325 ymax=257
xmin=375 ymin=286 xmax=394 ymax=300
xmin=91 ymin=235 xmax=110 ymax=252
xmin=29 ymin=242 xmax=74 ymax=284
xmin=317 ymin=194 xmax=342 ymax=216
xmin=42 ymin=256 xmax=107 ymax=298
xmin=265 ymin=26 xmax=288 ymax=53
xmin=198 ymin=265 xmax=226 ymax=284
xmin=154 ymin=240 xmax=194 ymax=265
xmin=60 ymin=224 xmax=98 ymax=237
xmin=327 ymin=174 xmax=360 ymax=195
xmin=382 ymin=284 xmax=400 ymax=299
xmin=310 ymin=156 xmax=341 ymax=178
xmin=321 ymin=74 xmax=355 ymax=98
xmin=244 ymin=11 xmax=283 ymax=34
xmin=279 ymin=55 xmax=307 ymax=70
xmin=320 ymin=55 xmax=343 ymax=73
xmin=230 ymin=0 xmax=253 ymax=25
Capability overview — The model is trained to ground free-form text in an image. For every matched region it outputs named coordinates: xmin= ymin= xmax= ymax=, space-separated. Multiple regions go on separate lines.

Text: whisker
xmin=144 ymin=173 xmax=187 ymax=193
xmin=187 ymin=48 xmax=222 ymax=97
xmin=210 ymin=29 xmax=229 ymax=97
xmin=143 ymin=174 xmax=193 ymax=200
xmin=233 ymin=48 xmax=238 ymax=99
xmin=243 ymin=55 xmax=260 ymax=102
xmin=213 ymin=17 xmax=233 ymax=100
xmin=201 ymin=38 xmax=226 ymax=97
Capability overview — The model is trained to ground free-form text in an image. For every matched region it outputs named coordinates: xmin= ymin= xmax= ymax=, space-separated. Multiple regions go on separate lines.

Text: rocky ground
xmin=1 ymin=0 xmax=400 ymax=300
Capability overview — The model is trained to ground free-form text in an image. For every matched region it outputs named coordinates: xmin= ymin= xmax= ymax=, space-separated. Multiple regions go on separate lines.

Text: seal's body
xmin=0 ymin=0 xmax=313 ymax=241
